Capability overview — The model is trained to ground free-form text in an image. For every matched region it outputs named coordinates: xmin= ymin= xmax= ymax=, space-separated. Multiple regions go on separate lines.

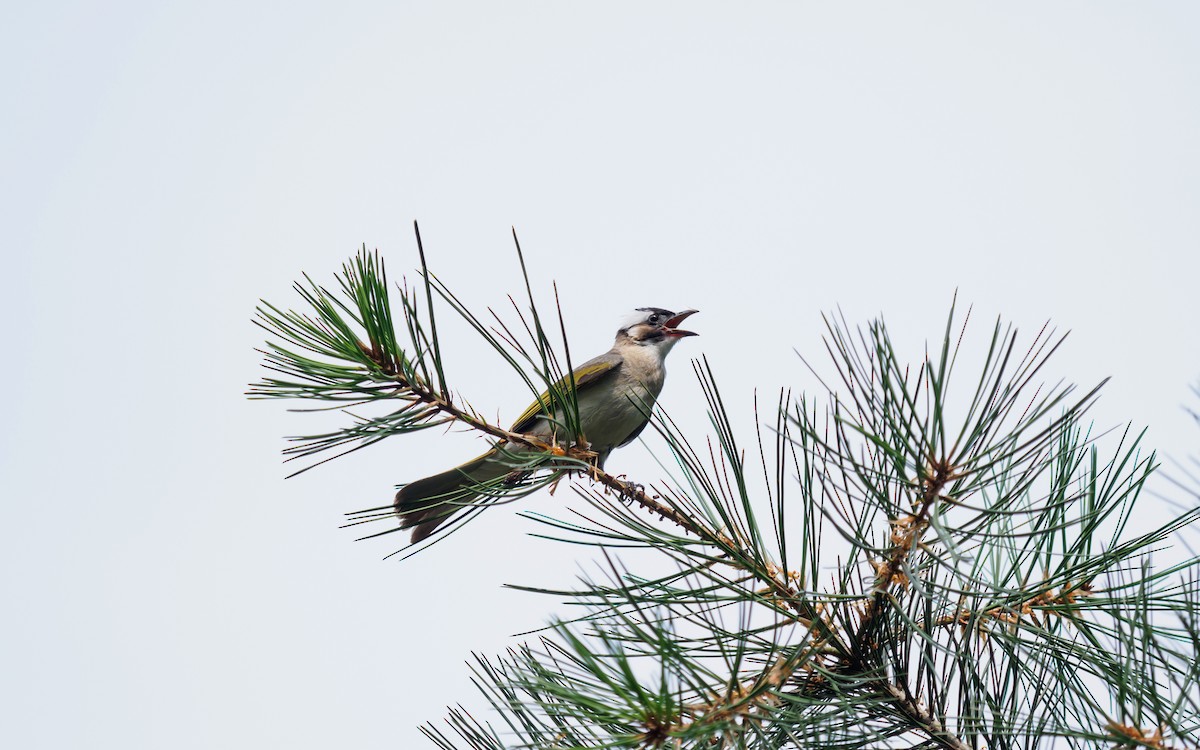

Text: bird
xmin=394 ymin=307 xmax=699 ymax=543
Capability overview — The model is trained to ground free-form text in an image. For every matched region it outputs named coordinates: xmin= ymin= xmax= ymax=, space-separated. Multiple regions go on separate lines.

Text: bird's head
xmin=617 ymin=307 xmax=699 ymax=355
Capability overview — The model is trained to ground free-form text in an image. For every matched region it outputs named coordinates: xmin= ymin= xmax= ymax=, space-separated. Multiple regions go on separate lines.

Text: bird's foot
xmin=623 ymin=484 xmax=646 ymax=507
xmin=609 ymin=474 xmax=645 ymax=506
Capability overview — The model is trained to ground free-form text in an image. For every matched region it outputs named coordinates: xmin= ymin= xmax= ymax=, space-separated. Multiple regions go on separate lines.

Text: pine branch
xmin=250 ymin=227 xmax=599 ymax=484
xmin=584 ymin=466 xmax=830 ymax=637
xmin=478 ymin=305 xmax=1200 ymax=749
xmin=253 ymin=239 xmax=1200 ymax=749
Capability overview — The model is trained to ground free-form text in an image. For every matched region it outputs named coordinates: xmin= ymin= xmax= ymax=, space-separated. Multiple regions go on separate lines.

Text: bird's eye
xmin=648 ymin=314 xmax=660 ymax=325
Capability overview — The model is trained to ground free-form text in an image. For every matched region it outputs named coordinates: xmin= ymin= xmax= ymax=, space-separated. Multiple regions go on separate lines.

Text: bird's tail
xmin=394 ymin=449 xmax=514 ymax=543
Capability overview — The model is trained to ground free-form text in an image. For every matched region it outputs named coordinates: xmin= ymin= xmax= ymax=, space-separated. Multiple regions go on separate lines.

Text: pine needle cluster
xmin=252 ymin=227 xmax=1200 ymax=749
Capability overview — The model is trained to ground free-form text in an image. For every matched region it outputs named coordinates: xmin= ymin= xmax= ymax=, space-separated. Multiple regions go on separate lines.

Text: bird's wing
xmin=509 ymin=352 xmax=623 ymax=434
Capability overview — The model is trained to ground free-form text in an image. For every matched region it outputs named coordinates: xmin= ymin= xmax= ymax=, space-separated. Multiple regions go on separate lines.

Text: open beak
xmin=663 ymin=309 xmax=699 ymax=337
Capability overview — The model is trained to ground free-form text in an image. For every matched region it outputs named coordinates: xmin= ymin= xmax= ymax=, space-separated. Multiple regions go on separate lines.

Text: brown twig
xmin=1106 ymin=721 xmax=1196 ymax=750
xmin=879 ymin=683 xmax=972 ymax=750
xmin=864 ymin=455 xmax=959 ymax=615
xmin=842 ymin=453 xmax=974 ymax=750
xmin=927 ymin=581 xmax=1096 ymax=634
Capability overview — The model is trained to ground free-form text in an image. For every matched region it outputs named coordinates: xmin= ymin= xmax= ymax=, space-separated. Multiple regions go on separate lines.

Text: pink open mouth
xmin=663 ymin=309 xmax=699 ymax=337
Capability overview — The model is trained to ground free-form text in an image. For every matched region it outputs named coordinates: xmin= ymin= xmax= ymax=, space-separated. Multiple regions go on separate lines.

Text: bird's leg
xmin=574 ymin=447 xmax=601 ymax=467
xmin=563 ymin=441 xmax=599 ymax=471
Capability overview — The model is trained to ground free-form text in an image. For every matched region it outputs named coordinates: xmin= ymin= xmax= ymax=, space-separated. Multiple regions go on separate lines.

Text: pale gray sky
xmin=3 ymin=3 xmax=1200 ymax=748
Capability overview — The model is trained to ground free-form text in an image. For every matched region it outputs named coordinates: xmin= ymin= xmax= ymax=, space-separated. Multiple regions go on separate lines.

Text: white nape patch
xmin=618 ymin=309 xmax=653 ymax=330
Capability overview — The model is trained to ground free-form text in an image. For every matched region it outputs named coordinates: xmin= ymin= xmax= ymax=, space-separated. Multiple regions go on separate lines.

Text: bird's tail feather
xmin=394 ymin=449 xmax=514 ymax=543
